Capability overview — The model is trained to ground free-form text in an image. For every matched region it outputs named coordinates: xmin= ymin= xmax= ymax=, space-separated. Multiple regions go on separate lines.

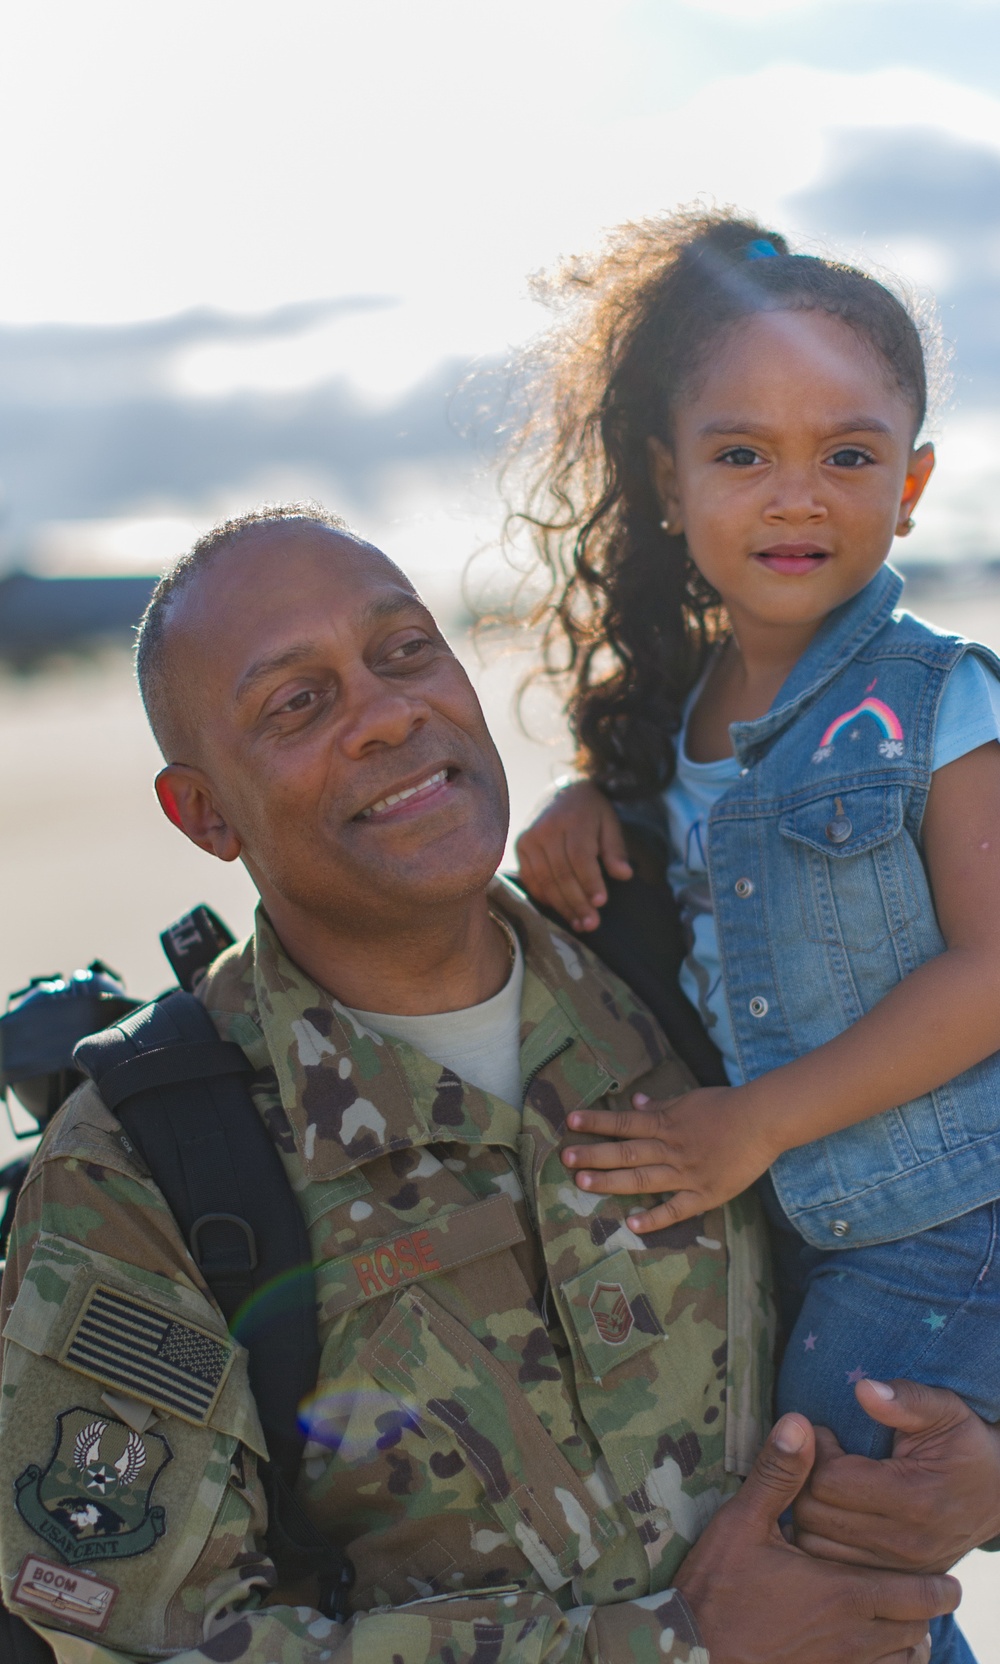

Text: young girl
xmin=513 ymin=211 xmax=1000 ymax=1664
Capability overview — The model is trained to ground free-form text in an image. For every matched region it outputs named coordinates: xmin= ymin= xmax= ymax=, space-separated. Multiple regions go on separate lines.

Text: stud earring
xmin=660 ymin=519 xmax=672 ymax=533
xmin=899 ymin=517 xmax=915 ymax=535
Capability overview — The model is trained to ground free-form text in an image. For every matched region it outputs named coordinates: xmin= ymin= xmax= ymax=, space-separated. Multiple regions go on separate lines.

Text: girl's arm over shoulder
xmin=515 ymin=780 xmax=633 ymax=931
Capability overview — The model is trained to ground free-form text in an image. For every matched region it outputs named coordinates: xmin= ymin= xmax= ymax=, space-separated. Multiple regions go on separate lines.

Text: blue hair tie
xmin=746 ymin=239 xmax=779 ymax=260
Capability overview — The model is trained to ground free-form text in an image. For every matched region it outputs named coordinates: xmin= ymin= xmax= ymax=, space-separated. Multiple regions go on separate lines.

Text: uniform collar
xmin=207 ymin=879 xmax=663 ymax=1182
xmin=729 ymin=563 xmax=903 ymax=767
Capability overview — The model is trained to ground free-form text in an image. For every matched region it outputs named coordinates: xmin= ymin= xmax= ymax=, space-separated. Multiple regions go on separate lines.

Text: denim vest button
xmin=831 ymin=1219 xmax=850 ymax=1238
xmin=749 ymin=996 xmax=768 ymax=1018
xmin=735 ymin=877 xmax=754 ymax=898
xmin=825 ymin=797 xmax=853 ymax=844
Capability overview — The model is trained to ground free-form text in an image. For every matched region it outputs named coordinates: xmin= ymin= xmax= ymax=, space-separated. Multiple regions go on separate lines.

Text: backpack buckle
xmin=189 ymin=1212 xmax=258 ymax=1273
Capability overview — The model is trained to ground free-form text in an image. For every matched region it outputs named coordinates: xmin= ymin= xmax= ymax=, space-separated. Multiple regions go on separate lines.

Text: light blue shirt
xmin=664 ymin=651 xmax=1000 ymax=1086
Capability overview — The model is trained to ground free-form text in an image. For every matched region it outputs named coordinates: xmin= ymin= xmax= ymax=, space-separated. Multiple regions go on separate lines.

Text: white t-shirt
xmin=347 ymin=930 xmax=525 ymax=1108
xmin=665 ymin=651 xmax=1000 ymax=1085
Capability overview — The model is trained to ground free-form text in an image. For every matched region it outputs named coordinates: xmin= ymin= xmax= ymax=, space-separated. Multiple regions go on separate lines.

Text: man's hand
xmin=562 ymin=1087 xmax=773 ymax=1231
xmin=675 ymin=1413 xmax=959 ymax=1663
xmin=795 ymin=1377 xmax=1000 ymax=1574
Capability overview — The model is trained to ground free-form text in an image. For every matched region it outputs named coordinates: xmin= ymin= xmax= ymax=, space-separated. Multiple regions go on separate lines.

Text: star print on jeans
xmin=803 ymin=1333 xmax=817 ymax=1351
xmin=846 ymin=1366 xmax=867 ymax=1384
xmin=923 ymin=1311 xmax=946 ymax=1331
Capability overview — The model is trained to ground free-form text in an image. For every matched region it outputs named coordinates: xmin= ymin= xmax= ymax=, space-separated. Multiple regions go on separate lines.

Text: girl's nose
xmin=763 ymin=466 xmax=827 ymax=523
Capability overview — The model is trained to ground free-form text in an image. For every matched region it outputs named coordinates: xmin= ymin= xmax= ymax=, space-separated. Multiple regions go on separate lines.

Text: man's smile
xmin=356 ymin=766 xmax=454 ymax=822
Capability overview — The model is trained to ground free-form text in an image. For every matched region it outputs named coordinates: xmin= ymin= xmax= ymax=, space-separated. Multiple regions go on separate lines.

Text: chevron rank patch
xmin=60 ymin=1286 xmax=234 ymax=1426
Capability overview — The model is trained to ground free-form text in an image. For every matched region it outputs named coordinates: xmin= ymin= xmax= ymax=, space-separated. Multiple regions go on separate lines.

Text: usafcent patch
xmin=61 ymin=1283 xmax=234 ymax=1425
xmin=13 ymin=1553 xmax=118 ymax=1632
xmin=15 ymin=1408 xmax=171 ymax=1565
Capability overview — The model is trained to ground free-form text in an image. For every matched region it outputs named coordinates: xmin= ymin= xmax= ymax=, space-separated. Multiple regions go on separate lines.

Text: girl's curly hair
xmin=504 ymin=207 xmax=933 ymax=798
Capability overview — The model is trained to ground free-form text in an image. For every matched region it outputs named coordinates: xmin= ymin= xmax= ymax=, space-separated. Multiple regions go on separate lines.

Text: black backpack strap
xmin=159 ymin=905 xmax=236 ymax=993
xmin=507 ymin=821 xmax=728 ymax=1088
xmin=73 ymin=992 xmax=353 ymax=1619
xmin=580 ymin=872 xmax=727 ymax=1088
xmin=0 ymin=1604 xmax=58 ymax=1663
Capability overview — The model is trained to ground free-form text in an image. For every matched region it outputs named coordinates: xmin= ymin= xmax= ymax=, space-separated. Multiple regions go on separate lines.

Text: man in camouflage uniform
xmin=0 ymin=510 xmax=966 ymax=1661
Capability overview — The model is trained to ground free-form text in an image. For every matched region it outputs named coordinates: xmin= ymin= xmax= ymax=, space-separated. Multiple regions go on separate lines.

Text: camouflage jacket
xmin=0 ymin=879 xmax=774 ymax=1662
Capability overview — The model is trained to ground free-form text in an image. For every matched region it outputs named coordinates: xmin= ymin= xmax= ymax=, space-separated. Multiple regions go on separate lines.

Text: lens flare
xmin=298 ymin=1387 xmax=425 ymax=1463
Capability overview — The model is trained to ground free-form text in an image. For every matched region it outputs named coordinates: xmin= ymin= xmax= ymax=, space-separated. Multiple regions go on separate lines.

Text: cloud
xmin=898 ymin=411 xmax=1000 ymax=562
xmin=0 ymin=301 xmax=493 ymax=559
xmin=0 ymin=0 xmax=631 ymax=326
xmin=620 ymin=64 xmax=1000 ymax=214
xmin=169 ymin=296 xmax=505 ymax=408
xmin=2 ymin=63 xmax=1000 ymax=572
xmin=790 ymin=126 xmax=1000 ymax=243
xmin=679 ymin=0 xmax=843 ymax=13
xmin=789 ymin=126 xmax=1000 ymax=405
xmin=0 ymin=299 xmax=388 ymax=408
xmin=680 ymin=0 xmax=995 ymax=11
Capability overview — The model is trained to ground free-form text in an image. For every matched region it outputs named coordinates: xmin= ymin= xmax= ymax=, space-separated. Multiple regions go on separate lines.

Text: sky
xmin=2 ymin=0 xmax=1000 ymax=583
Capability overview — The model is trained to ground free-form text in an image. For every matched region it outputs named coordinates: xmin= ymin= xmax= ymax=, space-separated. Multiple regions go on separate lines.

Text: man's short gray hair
xmin=135 ymin=502 xmax=349 ymax=757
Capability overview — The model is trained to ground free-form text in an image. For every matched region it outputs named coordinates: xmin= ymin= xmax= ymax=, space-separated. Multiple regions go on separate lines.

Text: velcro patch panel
xmin=61 ymin=1285 xmax=234 ymax=1426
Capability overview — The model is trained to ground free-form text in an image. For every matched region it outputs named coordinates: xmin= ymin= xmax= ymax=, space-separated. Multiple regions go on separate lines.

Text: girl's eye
xmin=718 ymin=446 xmax=762 ymax=467
xmin=828 ymin=447 xmax=875 ymax=468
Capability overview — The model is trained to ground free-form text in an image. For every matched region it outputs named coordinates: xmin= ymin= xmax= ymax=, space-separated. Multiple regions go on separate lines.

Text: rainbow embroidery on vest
xmin=812 ymin=696 xmax=904 ymax=763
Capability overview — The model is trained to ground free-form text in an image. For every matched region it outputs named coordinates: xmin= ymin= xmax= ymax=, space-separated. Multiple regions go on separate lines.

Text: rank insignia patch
xmin=15 ymin=1408 xmax=171 ymax=1565
xmin=61 ymin=1284 xmax=233 ymax=1425
xmin=588 ymin=1281 xmax=634 ymax=1345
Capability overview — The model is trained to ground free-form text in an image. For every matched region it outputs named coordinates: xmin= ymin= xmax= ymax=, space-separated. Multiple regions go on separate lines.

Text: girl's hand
xmin=560 ymin=1086 xmax=775 ymax=1230
xmin=515 ymin=781 xmax=632 ymax=931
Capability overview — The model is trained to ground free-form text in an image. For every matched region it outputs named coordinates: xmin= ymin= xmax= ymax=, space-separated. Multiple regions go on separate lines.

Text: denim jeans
xmin=760 ymin=1176 xmax=1000 ymax=1664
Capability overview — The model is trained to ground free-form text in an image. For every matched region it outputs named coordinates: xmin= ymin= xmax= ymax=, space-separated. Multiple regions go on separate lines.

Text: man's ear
xmin=647 ymin=436 xmax=682 ymax=534
xmin=155 ymin=765 xmax=243 ymax=863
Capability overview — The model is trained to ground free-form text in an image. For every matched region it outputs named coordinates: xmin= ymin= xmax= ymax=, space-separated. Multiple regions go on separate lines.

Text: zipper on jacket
xmin=520 ymin=1036 xmax=572 ymax=1104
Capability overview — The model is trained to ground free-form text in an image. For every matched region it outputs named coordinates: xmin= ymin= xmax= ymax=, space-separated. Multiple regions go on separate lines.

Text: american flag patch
xmin=62 ymin=1285 xmax=233 ymax=1426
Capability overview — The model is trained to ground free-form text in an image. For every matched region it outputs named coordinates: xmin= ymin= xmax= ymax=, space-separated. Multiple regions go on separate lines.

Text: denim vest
xmin=706 ymin=565 xmax=1000 ymax=1249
